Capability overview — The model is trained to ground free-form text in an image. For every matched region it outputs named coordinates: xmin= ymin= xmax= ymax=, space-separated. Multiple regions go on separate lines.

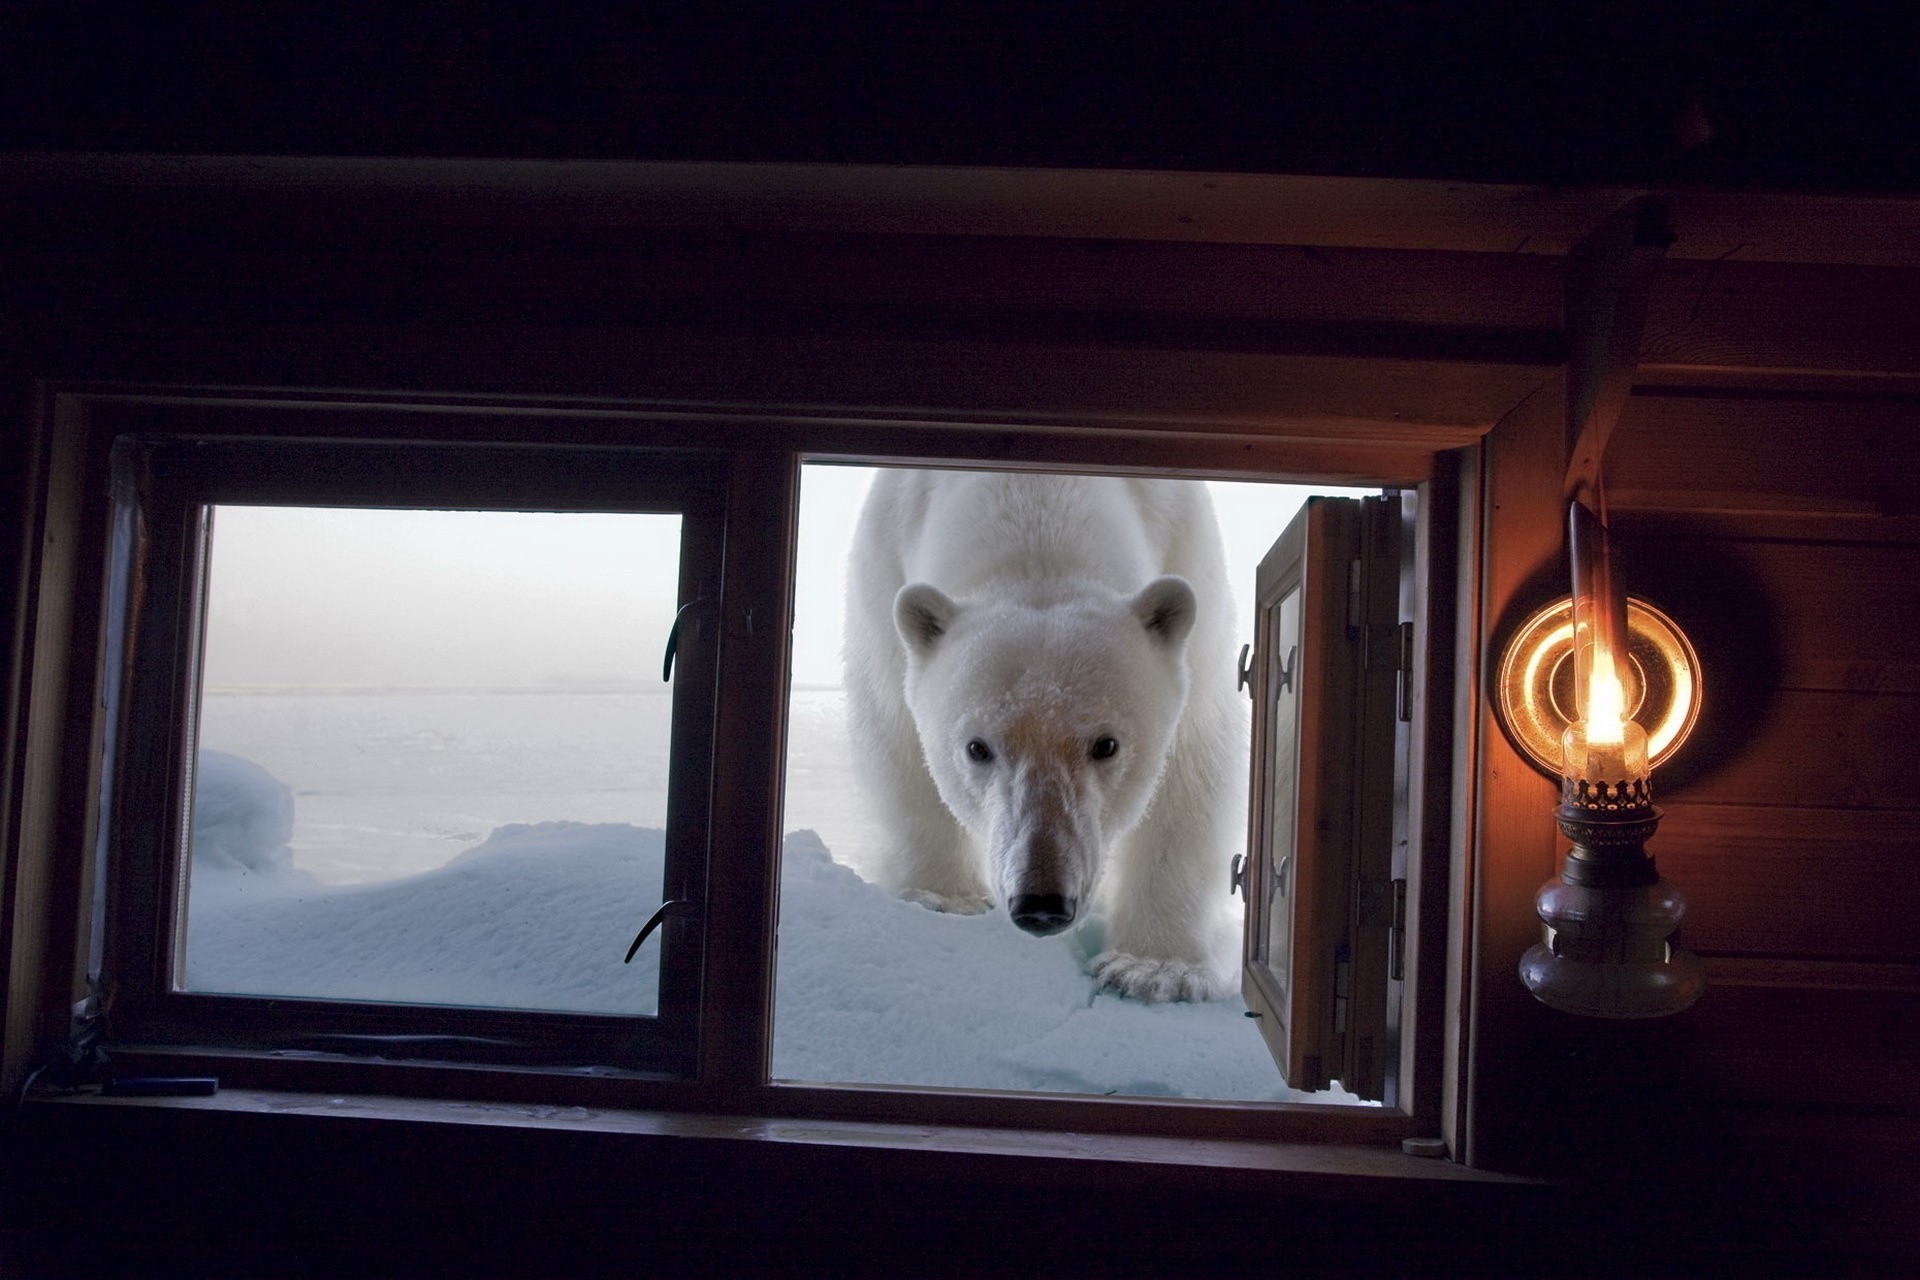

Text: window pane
xmin=181 ymin=506 xmax=682 ymax=1017
xmin=1259 ymin=585 xmax=1303 ymax=987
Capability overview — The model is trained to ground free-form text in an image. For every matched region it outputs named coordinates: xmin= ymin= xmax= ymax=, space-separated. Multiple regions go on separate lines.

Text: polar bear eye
xmin=966 ymin=739 xmax=995 ymax=764
xmin=1090 ymin=736 xmax=1120 ymax=761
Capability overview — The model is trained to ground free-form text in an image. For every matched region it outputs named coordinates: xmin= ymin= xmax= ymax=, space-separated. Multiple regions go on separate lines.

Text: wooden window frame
xmin=11 ymin=386 xmax=1462 ymax=1150
xmin=100 ymin=435 xmax=731 ymax=1078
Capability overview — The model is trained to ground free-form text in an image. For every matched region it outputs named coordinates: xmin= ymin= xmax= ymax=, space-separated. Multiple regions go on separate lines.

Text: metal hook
xmin=661 ymin=599 xmax=707 ymax=682
xmin=624 ymin=898 xmax=698 ymax=963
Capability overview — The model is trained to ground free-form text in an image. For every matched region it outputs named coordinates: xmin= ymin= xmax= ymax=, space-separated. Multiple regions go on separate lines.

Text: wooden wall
xmin=1612 ymin=249 xmax=1920 ymax=1103
xmin=1591 ymin=254 xmax=1919 ymax=1261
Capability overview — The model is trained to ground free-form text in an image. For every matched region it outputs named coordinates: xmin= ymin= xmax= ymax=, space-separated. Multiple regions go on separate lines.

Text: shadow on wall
xmin=1616 ymin=536 xmax=1780 ymax=800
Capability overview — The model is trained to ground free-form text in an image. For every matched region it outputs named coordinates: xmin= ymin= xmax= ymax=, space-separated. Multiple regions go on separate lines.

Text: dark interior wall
xmin=3 ymin=4 xmax=1917 ymax=192
xmin=1598 ymin=255 xmax=1920 ymax=1261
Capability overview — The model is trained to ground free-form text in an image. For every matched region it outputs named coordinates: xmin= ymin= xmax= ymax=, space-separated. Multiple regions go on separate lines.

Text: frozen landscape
xmin=186 ymin=701 xmax=1352 ymax=1102
xmin=181 ymin=470 xmax=1370 ymax=1103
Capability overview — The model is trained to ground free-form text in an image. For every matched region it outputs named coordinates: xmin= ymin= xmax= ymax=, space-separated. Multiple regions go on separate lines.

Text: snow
xmin=188 ymin=750 xmax=297 ymax=874
xmin=185 ymin=751 xmax=1354 ymax=1103
xmin=186 ymin=820 xmax=665 ymax=1017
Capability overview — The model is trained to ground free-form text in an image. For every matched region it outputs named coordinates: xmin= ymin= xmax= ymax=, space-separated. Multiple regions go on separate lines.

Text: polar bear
xmin=844 ymin=469 xmax=1244 ymax=1001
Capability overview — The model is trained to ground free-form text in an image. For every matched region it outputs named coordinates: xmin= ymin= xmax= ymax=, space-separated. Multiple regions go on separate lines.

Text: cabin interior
xmin=3 ymin=12 xmax=1917 ymax=1277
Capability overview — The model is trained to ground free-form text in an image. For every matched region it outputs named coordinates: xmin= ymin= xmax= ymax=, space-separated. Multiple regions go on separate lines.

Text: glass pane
xmin=1258 ymin=585 xmax=1303 ymax=991
xmin=181 ymin=505 xmax=682 ymax=1016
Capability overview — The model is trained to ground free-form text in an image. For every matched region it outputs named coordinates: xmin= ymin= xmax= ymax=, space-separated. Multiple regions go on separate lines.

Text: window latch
xmin=661 ymin=599 xmax=713 ymax=682
xmin=624 ymin=898 xmax=700 ymax=963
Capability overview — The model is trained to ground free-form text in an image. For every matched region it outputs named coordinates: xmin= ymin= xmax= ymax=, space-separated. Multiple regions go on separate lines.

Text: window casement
xmin=30 ymin=391 xmax=1458 ymax=1148
xmin=98 ymin=434 xmax=729 ymax=1079
xmin=1242 ymin=493 xmax=1416 ymax=1103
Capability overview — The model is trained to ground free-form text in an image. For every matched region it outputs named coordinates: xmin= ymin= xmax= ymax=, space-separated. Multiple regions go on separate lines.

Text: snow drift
xmin=187 ymin=751 xmax=1347 ymax=1102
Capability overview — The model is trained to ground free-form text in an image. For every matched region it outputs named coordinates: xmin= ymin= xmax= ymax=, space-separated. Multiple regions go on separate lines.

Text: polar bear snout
xmin=1008 ymin=892 xmax=1078 ymax=936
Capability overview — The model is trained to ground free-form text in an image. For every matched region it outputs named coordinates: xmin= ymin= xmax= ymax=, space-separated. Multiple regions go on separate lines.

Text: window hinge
xmin=1396 ymin=620 xmax=1415 ymax=722
xmin=1332 ymin=947 xmax=1352 ymax=1035
xmin=1345 ymin=557 xmax=1363 ymax=637
xmin=1390 ymin=877 xmax=1408 ymax=981
xmin=1357 ymin=877 xmax=1409 ymax=981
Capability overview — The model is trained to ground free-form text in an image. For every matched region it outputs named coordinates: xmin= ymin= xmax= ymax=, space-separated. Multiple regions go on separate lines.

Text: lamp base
xmin=1520 ymin=874 xmax=1705 ymax=1018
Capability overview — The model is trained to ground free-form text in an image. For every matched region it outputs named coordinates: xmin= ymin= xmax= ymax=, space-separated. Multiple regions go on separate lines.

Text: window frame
xmin=99 ymin=433 xmax=732 ymax=1079
xmin=40 ymin=389 xmax=1460 ymax=1149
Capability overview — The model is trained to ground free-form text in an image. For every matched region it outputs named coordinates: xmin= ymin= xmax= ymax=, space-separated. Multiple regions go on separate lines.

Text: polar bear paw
xmin=900 ymin=887 xmax=995 ymax=916
xmin=1092 ymin=950 xmax=1232 ymax=1003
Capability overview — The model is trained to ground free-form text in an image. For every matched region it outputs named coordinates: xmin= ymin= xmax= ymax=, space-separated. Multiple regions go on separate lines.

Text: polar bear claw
xmin=1092 ymin=950 xmax=1234 ymax=1003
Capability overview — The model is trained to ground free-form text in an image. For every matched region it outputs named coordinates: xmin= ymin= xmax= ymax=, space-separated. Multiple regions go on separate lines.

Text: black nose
xmin=1008 ymin=893 xmax=1077 ymax=936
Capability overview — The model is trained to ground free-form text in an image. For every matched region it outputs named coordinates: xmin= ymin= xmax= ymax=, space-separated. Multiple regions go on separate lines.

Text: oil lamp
xmin=1517 ymin=501 xmax=1704 ymax=1018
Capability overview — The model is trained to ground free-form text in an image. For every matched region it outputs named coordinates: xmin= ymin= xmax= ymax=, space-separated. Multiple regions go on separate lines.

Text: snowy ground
xmin=185 ymin=726 xmax=1353 ymax=1103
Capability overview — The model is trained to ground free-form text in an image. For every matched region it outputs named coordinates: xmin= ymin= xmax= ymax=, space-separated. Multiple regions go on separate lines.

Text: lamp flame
xmin=1586 ymin=643 xmax=1627 ymax=748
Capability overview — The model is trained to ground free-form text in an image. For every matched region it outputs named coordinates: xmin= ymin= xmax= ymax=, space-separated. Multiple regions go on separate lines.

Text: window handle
xmin=660 ymin=599 xmax=712 ymax=682
xmin=624 ymin=898 xmax=699 ymax=963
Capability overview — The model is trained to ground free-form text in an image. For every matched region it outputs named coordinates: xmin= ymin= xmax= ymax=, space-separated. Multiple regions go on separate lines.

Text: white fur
xmin=844 ymin=470 xmax=1245 ymax=1001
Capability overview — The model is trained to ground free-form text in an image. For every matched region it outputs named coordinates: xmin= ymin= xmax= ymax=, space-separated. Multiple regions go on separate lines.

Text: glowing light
xmin=1586 ymin=643 xmax=1627 ymax=748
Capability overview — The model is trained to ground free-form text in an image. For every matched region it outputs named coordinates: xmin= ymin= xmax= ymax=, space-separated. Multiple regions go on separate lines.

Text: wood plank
xmin=1706 ymin=956 xmax=1920 ymax=992
xmin=1608 ymin=393 xmax=1920 ymax=521
xmin=1642 ymin=259 xmax=1920 ymax=376
xmin=1613 ymin=533 xmax=1920 ymax=695
xmin=44 ymin=324 xmax=1547 ymax=441
xmin=8 ymin=156 xmax=1919 ymax=267
xmin=1632 ymin=365 xmax=1920 ymax=398
xmin=1617 ymin=509 xmax=1920 ymax=546
xmin=1663 ymin=190 xmax=1920 ymax=270
xmin=1459 ymin=379 xmax=1567 ymax=1170
xmin=4 ymin=241 xmax=1565 ymax=343
xmin=1654 ymin=804 xmax=1920 ymax=961
xmin=0 ymin=156 xmax=1643 ymax=253
xmin=1660 ymin=690 xmax=1920 ymax=812
xmin=1673 ymin=980 xmax=1920 ymax=1109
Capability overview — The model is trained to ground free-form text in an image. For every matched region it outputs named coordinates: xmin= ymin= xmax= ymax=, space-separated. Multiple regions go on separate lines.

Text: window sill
xmin=25 ymin=1086 xmax=1533 ymax=1195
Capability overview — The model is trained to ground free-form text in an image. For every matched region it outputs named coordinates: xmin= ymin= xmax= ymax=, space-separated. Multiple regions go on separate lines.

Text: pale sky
xmin=200 ymin=470 xmax=1375 ymax=692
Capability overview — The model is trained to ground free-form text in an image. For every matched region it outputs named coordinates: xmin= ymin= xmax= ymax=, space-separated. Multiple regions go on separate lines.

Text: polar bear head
xmin=893 ymin=576 xmax=1197 ymax=936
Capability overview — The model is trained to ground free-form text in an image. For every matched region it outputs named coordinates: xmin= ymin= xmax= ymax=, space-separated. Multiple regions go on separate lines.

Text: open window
xmin=1241 ymin=494 xmax=1414 ymax=1103
xmin=769 ymin=464 xmax=1398 ymax=1104
xmin=97 ymin=437 xmax=728 ymax=1077
xmin=41 ymin=395 xmax=1450 ymax=1145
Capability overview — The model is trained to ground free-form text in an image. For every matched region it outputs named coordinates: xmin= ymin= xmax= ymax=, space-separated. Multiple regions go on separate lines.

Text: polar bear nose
xmin=1008 ymin=893 xmax=1077 ymax=936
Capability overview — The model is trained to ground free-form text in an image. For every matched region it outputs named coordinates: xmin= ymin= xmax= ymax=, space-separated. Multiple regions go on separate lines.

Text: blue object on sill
xmin=101 ymin=1076 xmax=220 ymax=1097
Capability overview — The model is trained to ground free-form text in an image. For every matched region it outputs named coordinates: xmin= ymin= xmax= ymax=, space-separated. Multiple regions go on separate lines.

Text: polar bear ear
xmin=894 ymin=583 xmax=959 ymax=658
xmin=1131 ymin=575 xmax=1198 ymax=650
